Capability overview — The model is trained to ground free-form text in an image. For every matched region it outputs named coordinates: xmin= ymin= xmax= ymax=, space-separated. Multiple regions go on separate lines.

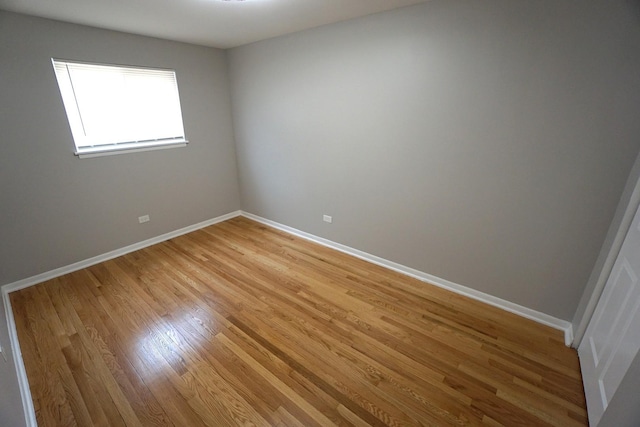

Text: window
xmin=52 ymin=59 xmax=187 ymax=158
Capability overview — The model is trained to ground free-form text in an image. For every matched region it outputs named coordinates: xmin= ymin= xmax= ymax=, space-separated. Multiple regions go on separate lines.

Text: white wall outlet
xmin=0 ymin=345 xmax=6 ymax=362
xmin=138 ymin=214 xmax=150 ymax=223
xmin=323 ymin=215 xmax=333 ymax=223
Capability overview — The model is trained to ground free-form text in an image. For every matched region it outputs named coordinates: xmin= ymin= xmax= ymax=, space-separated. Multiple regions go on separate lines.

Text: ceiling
xmin=0 ymin=0 xmax=429 ymax=49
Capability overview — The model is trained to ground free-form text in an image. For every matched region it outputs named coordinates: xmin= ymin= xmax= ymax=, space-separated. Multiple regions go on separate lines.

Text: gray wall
xmin=0 ymin=11 xmax=240 ymax=285
xmin=229 ymin=0 xmax=640 ymax=321
xmin=0 ymin=11 xmax=240 ymax=424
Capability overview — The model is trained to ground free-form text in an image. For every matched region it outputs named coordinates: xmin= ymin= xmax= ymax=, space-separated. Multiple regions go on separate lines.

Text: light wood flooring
xmin=10 ymin=217 xmax=588 ymax=426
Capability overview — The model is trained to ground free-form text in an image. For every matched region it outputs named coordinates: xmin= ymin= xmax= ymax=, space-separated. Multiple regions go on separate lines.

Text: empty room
xmin=1 ymin=0 xmax=640 ymax=426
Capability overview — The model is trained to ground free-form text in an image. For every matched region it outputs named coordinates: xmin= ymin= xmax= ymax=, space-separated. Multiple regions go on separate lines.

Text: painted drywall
xmin=229 ymin=0 xmax=640 ymax=321
xmin=0 ymin=12 xmax=240 ymax=423
xmin=0 ymin=11 xmax=240 ymax=286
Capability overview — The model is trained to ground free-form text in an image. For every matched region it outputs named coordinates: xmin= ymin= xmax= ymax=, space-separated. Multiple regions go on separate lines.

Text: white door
xmin=579 ymin=201 xmax=640 ymax=426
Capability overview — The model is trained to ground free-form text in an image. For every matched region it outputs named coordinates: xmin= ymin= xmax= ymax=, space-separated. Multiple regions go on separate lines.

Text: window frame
xmin=51 ymin=59 xmax=188 ymax=158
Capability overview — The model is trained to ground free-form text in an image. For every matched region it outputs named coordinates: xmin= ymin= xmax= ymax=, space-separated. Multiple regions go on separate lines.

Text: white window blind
xmin=52 ymin=59 xmax=187 ymax=157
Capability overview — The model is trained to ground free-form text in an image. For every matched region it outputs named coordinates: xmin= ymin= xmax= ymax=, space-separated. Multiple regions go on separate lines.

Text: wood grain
xmin=10 ymin=217 xmax=588 ymax=426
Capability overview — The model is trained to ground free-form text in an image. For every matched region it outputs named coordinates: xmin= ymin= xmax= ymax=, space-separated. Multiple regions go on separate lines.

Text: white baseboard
xmin=2 ymin=293 xmax=37 ymax=427
xmin=1 ymin=210 xmax=241 ymax=294
xmin=0 ymin=210 xmax=241 ymax=427
xmin=240 ymin=211 xmax=574 ymax=346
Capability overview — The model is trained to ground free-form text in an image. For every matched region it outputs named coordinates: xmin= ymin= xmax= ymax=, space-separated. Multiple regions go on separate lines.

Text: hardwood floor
xmin=10 ymin=217 xmax=587 ymax=426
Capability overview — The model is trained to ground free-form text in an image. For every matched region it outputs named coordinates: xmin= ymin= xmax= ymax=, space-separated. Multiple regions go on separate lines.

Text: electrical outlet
xmin=323 ymin=215 xmax=333 ymax=223
xmin=138 ymin=214 xmax=150 ymax=224
xmin=0 ymin=345 xmax=6 ymax=362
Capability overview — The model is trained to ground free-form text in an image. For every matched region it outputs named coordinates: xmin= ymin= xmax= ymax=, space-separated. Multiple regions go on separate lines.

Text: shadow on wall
xmin=626 ymin=0 xmax=640 ymax=23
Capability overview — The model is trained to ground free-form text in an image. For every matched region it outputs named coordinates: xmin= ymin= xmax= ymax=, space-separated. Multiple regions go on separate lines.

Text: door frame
xmin=573 ymin=153 xmax=640 ymax=347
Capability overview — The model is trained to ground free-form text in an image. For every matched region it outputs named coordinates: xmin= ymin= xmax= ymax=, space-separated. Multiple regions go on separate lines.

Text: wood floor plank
xmin=10 ymin=217 xmax=588 ymax=426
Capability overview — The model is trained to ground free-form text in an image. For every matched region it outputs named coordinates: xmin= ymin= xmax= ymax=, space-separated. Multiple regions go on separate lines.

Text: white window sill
xmin=75 ymin=140 xmax=188 ymax=159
